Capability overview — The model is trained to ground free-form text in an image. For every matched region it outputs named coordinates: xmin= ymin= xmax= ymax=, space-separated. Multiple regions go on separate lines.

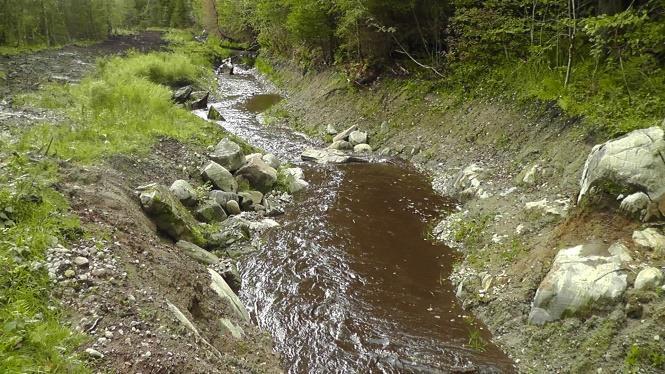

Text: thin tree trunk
xmin=564 ymin=0 xmax=577 ymax=87
xmin=530 ymin=0 xmax=537 ymax=46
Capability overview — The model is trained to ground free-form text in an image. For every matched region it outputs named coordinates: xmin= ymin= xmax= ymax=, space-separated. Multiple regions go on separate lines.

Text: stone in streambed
xmin=235 ymin=158 xmax=277 ymax=193
xmin=349 ymin=130 xmax=368 ymax=146
xmin=170 ymin=180 xmax=198 ymax=207
xmin=201 ymin=161 xmax=237 ymax=193
xmin=354 ymin=143 xmax=372 ymax=154
xmin=333 ymin=125 xmax=357 ymax=142
xmin=208 ymin=106 xmax=225 ymax=121
xmin=188 ymin=91 xmax=209 ymax=110
xmin=282 ymin=168 xmax=309 ymax=193
xmin=209 ymin=138 xmax=245 ymax=172
xmin=138 ymin=184 xmax=206 ymax=246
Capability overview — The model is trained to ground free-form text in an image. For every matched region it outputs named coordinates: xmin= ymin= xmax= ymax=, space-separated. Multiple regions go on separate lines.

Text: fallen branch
xmin=393 ymin=48 xmax=445 ymax=78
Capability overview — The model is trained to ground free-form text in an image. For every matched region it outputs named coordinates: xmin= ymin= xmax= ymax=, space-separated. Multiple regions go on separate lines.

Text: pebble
xmin=85 ymin=348 xmax=104 ymax=359
xmin=73 ymin=256 xmax=89 ymax=267
xmin=64 ymin=269 xmax=76 ymax=278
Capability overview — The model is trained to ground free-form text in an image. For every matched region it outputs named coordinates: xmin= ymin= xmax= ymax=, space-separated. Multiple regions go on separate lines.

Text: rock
xmin=138 ymin=184 xmax=206 ymax=246
xmin=635 ymin=267 xmax=663 ymax=290
xmin=207 ymin=106 xmax=224 ymax=121
xmin=205 ymin=219 xmax=250 ymax=248
xmin=333 ymin=125 xmax=358 ymax=142
xmin=326 ymin=124 xmax=338 ymax=135
xmin=626 ymin=302 xmax=643 ymax=319
xmin=354 ymin=143 xmax=372 ymax=154
xmin=522 ymin=164 xmax=540 ymax=185
xmin=301 ymin=148 xmax=368 ymax=164
xmin=169 ymin=180 xmax=197 ymax=207
xmin=235 ymin=158 xmax=277 ymax=193
xmin=176 ymin=241 xmax=220 ymax=266
xmin=282 ymin=168 xmax=309 ymax=193
xmin=209 ymin=190 xmax=239 ymax=207
xmin=525 ymin=198 xmax=569 ymax=217
xmin=450 ymin=164 xmax=491 ymax=201
xmin=633 ymin=228 xmax=665 ymax=251
xmin=262 ymin=153 xmax=281 ymax=169
xmin=349 ymin=130 xmax=368 ymax=146
xmin=85 ymin=348 xmax=104 ymax=359
xmin=226 ymin=200 xmax=241 ymax=215
xmin=607 ymin=242 xmax=633 ymax=263
xmin=578 ymin=127 xmax=665 ymax=217
xmin=172 ymin=86 xmax=192 ymax=103
xmin=64 ymin=269 xmax=76 ymax=278
xmin=238 ymin=191 xmax=264 ymax=211
xmin=328 ymin=140 xmax=353 ymax=151
xmin=245 ymin=153 xmax=263 ymax=164
xmin=217 ymin=59 xmax=234 ymax=75
xmin=188 ymin=91 xmax=209 ymax=110
xmin=620 ymin=192 xmax=650 ymax=218
xmin=73 ymin=256 xmax=89 ymax=267
xmin=528 ymin=244 xmax=628 ymax=325
xmin=209 ymin=138 xmax=245 ymax=172
xmin=208 ymin=268 xmax=250 ymax=322
xmin=219 ymin=318 xmax=244 ymax=339
xmin=201 ymin=161 xmax=237 ymax=193
xmin=215 ymin=258 xmax=242 ymax=292
xmin=249 ymin=218 xmax=280 ymax=231
xmin=195 ymin=199 xmax=228 ymax=223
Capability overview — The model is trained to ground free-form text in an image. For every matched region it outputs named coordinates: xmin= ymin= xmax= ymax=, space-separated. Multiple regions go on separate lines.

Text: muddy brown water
xmin=199 ymin=68 xmax=515 ymax=373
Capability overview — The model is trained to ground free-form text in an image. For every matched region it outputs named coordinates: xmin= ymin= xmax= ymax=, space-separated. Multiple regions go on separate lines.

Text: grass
xmin=625 ymin=343 xmax=665 ymax=372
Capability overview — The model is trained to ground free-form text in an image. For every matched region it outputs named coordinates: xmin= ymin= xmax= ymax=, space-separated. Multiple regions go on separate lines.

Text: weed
xmin=467 ymin=328 xmax=487 ymax=352
xmin=625 ymin=343 xmax=665 ymax=372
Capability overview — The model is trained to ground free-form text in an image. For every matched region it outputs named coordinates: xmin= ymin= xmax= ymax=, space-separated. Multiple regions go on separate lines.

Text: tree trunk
xmin=565 ymin=0 xmax=577 ymax=87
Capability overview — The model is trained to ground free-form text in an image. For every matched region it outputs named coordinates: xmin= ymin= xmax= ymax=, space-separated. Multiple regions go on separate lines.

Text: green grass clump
xmin=625 ymin=343 xmax=665 ymax=372
xmin=0 ymin=154 xmax=87 ymax=373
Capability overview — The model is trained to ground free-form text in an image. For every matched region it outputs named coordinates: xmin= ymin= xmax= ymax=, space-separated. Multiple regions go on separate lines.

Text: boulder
xmin=208 ymin=268 xmax=250 ymax=322
xmin=195 ymin=199 xmax=228 ymax=223
xmin=282 ymin=168 xmax=309 ymax=193
xmin=620 ymin=192 xmax=650 ymax=218
xmin=633 ymin=228 xmax=665 ymax=252
xmin=138 ymin=184 xmax=205 ymax=246
xmin=578 ymin=127 xmax=665 ymax=218
xmin=206 ymin=219 xmax=250 ymax=249
xmin=235 ymin=158 xmax=277 ymax=193
xmin=238 ymin=190 xmax=264 ymax=211
xmin=176 ymin=240 xmax=220 ymax=266
xmin=209 ymin=190 xmax=238 ymax=207
xmin=354 ymin=143 xmax=373 ymax=154
xmin=333 ymin=125 xmax=358 ymax=142
xmin=262 ymin=153 xmax=280 ymax=169
xmin=349 ymin=130 xmax=368 ymax=146
xmin=326 ymin=124 xmax=338 ymax=136
xmin=169 ymin=180 xmax=197 ymax=207
xmin=201 ymin=161 xmax=237 ymax=192
xmin=208 ymin=106 xmax=224 ymax=121
xmin=328 ymin=140 xmax=353 ymax=151
xmin=528 ymin=243 xmax=629 ymax=325
xmin=301 ymin=148 xmax=368 ymax=164
xmin=225 ymin=200 xmax=241 ymax=215
xmin=635 ymin=267 xmax=664 ymax=290
xmin=188 ymin=91 xmax=209 ymax=110
xmin=450 ymin=164 xmax=491 ymax=201
xmin=172 ymin=86 xmax=192 ymax=103
xmin=209 ymin=138 xmax=245 ymax=172
xmin=245 ymin=153 xmax=263 ymax=164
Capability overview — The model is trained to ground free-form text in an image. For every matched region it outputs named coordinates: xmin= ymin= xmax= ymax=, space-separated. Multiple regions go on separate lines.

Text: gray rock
xmin=620 ymin=192 xmax=650 ymax=218
xmin=209 ymin=190 xmax=238 ymax=206
xmin=328 ymin=140 xmax=353 ymax=151
xmin=172 ymin=86 xmax=192 ymax=103
xmin=326 ymin=124 xmax=338 ymax=135
xmin=73 ymin=256 xmax=89 ymax=267
xmin=333 ymin=125 xmax=358 ymax=142
xmin=521 ymin=164 xmax=540 ymax=185
xmin=578 ymin=127 xmax=665 ymax=219
xmin=201 ymin=161 xmax=237 ymax=193
xmin=282 ymin=168 xmax=309 ymax=193
xmin=349 ymin=130 xmax=368 ymax=146
xmin=524 ymin=198 xmax=569 ymax=217
xmin=206 ymin=219 xmax=250 ymax=248
xmin=301 ymin=148 xmax=368 ymax=164
xmin=633 ymin=228 xmax=665 ymax=251
xmin=208 ymin=268 xmax=250 ymax=321
xmin=195 ymin=199 xmax=228 ymax=223
xmin=188 ymin=91 xmax=209 ymax=110
xmin=235 ymin=158 xmax=277 ymax=193
xmin=207 ymin=106 xmax=224 ymax=121
xmin=635 ymin=267 xmax=664 ymax=290
xmin=262 ymin=153 xmax=280 ymax=169
xmin=219 ymin=318 xmax=244 ymax=339
xmin=354 ymin=143 xmax=372 ymax=154
xmin=225 ymin=200 xmax=241 ymax=215
xmin=85 ymin=348 xmax=104 ymax=359
xmin=209 ymin=138 xmax=245 ymax=172
xmin=176 ymin=241 xmax=220 ymax=266
xmin=138 ymin=184 xmax=206 ymax=247
xmin=169 ymin=180 xmax=198 ymax=207
xmin=528 ymin=243 xmax=628 ymax=325
xmin=245 ymin=153 xmax=263 ymax=164
xmin=450 ymin=164 xmax=491 ymax=201
xmin=238 ymin=190 xmax=264 ymax=211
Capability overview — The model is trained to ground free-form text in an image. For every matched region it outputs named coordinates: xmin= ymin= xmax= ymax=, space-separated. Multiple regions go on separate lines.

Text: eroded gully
xmin=195 ymin=68 xmax=515 ymax=373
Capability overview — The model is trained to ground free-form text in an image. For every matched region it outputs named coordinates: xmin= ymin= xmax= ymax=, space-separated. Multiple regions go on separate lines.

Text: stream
xmin=197 ymin=68 xmax=515 ymax=373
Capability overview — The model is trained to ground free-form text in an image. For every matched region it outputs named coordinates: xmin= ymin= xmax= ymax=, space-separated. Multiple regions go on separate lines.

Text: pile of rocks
xmin=300 ymin=125 xmax=372 ymax=164
xmin=138 ymin=137 xmax=309 ymax=251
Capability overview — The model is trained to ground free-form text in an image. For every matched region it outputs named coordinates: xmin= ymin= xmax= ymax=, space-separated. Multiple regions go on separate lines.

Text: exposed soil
xmin=261 ymin=64 xmax=665 ymax=373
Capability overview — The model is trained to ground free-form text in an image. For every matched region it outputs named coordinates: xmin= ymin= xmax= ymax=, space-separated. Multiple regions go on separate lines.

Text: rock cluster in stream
xmin=301 ymin=124 xmax=372 ymax=164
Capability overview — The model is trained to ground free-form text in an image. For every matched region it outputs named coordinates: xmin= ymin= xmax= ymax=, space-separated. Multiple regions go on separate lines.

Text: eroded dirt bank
xmin=261 ymin=64 xmax=665 ymax=373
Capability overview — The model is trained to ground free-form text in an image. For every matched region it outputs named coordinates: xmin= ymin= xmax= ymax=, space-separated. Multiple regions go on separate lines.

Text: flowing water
xmin=201 ymin=68 xmax=515 ymax=373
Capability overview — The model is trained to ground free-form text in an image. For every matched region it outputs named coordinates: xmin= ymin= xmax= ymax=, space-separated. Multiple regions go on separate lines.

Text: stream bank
xmin=256 ymin=62 xmax=665 ymax=373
